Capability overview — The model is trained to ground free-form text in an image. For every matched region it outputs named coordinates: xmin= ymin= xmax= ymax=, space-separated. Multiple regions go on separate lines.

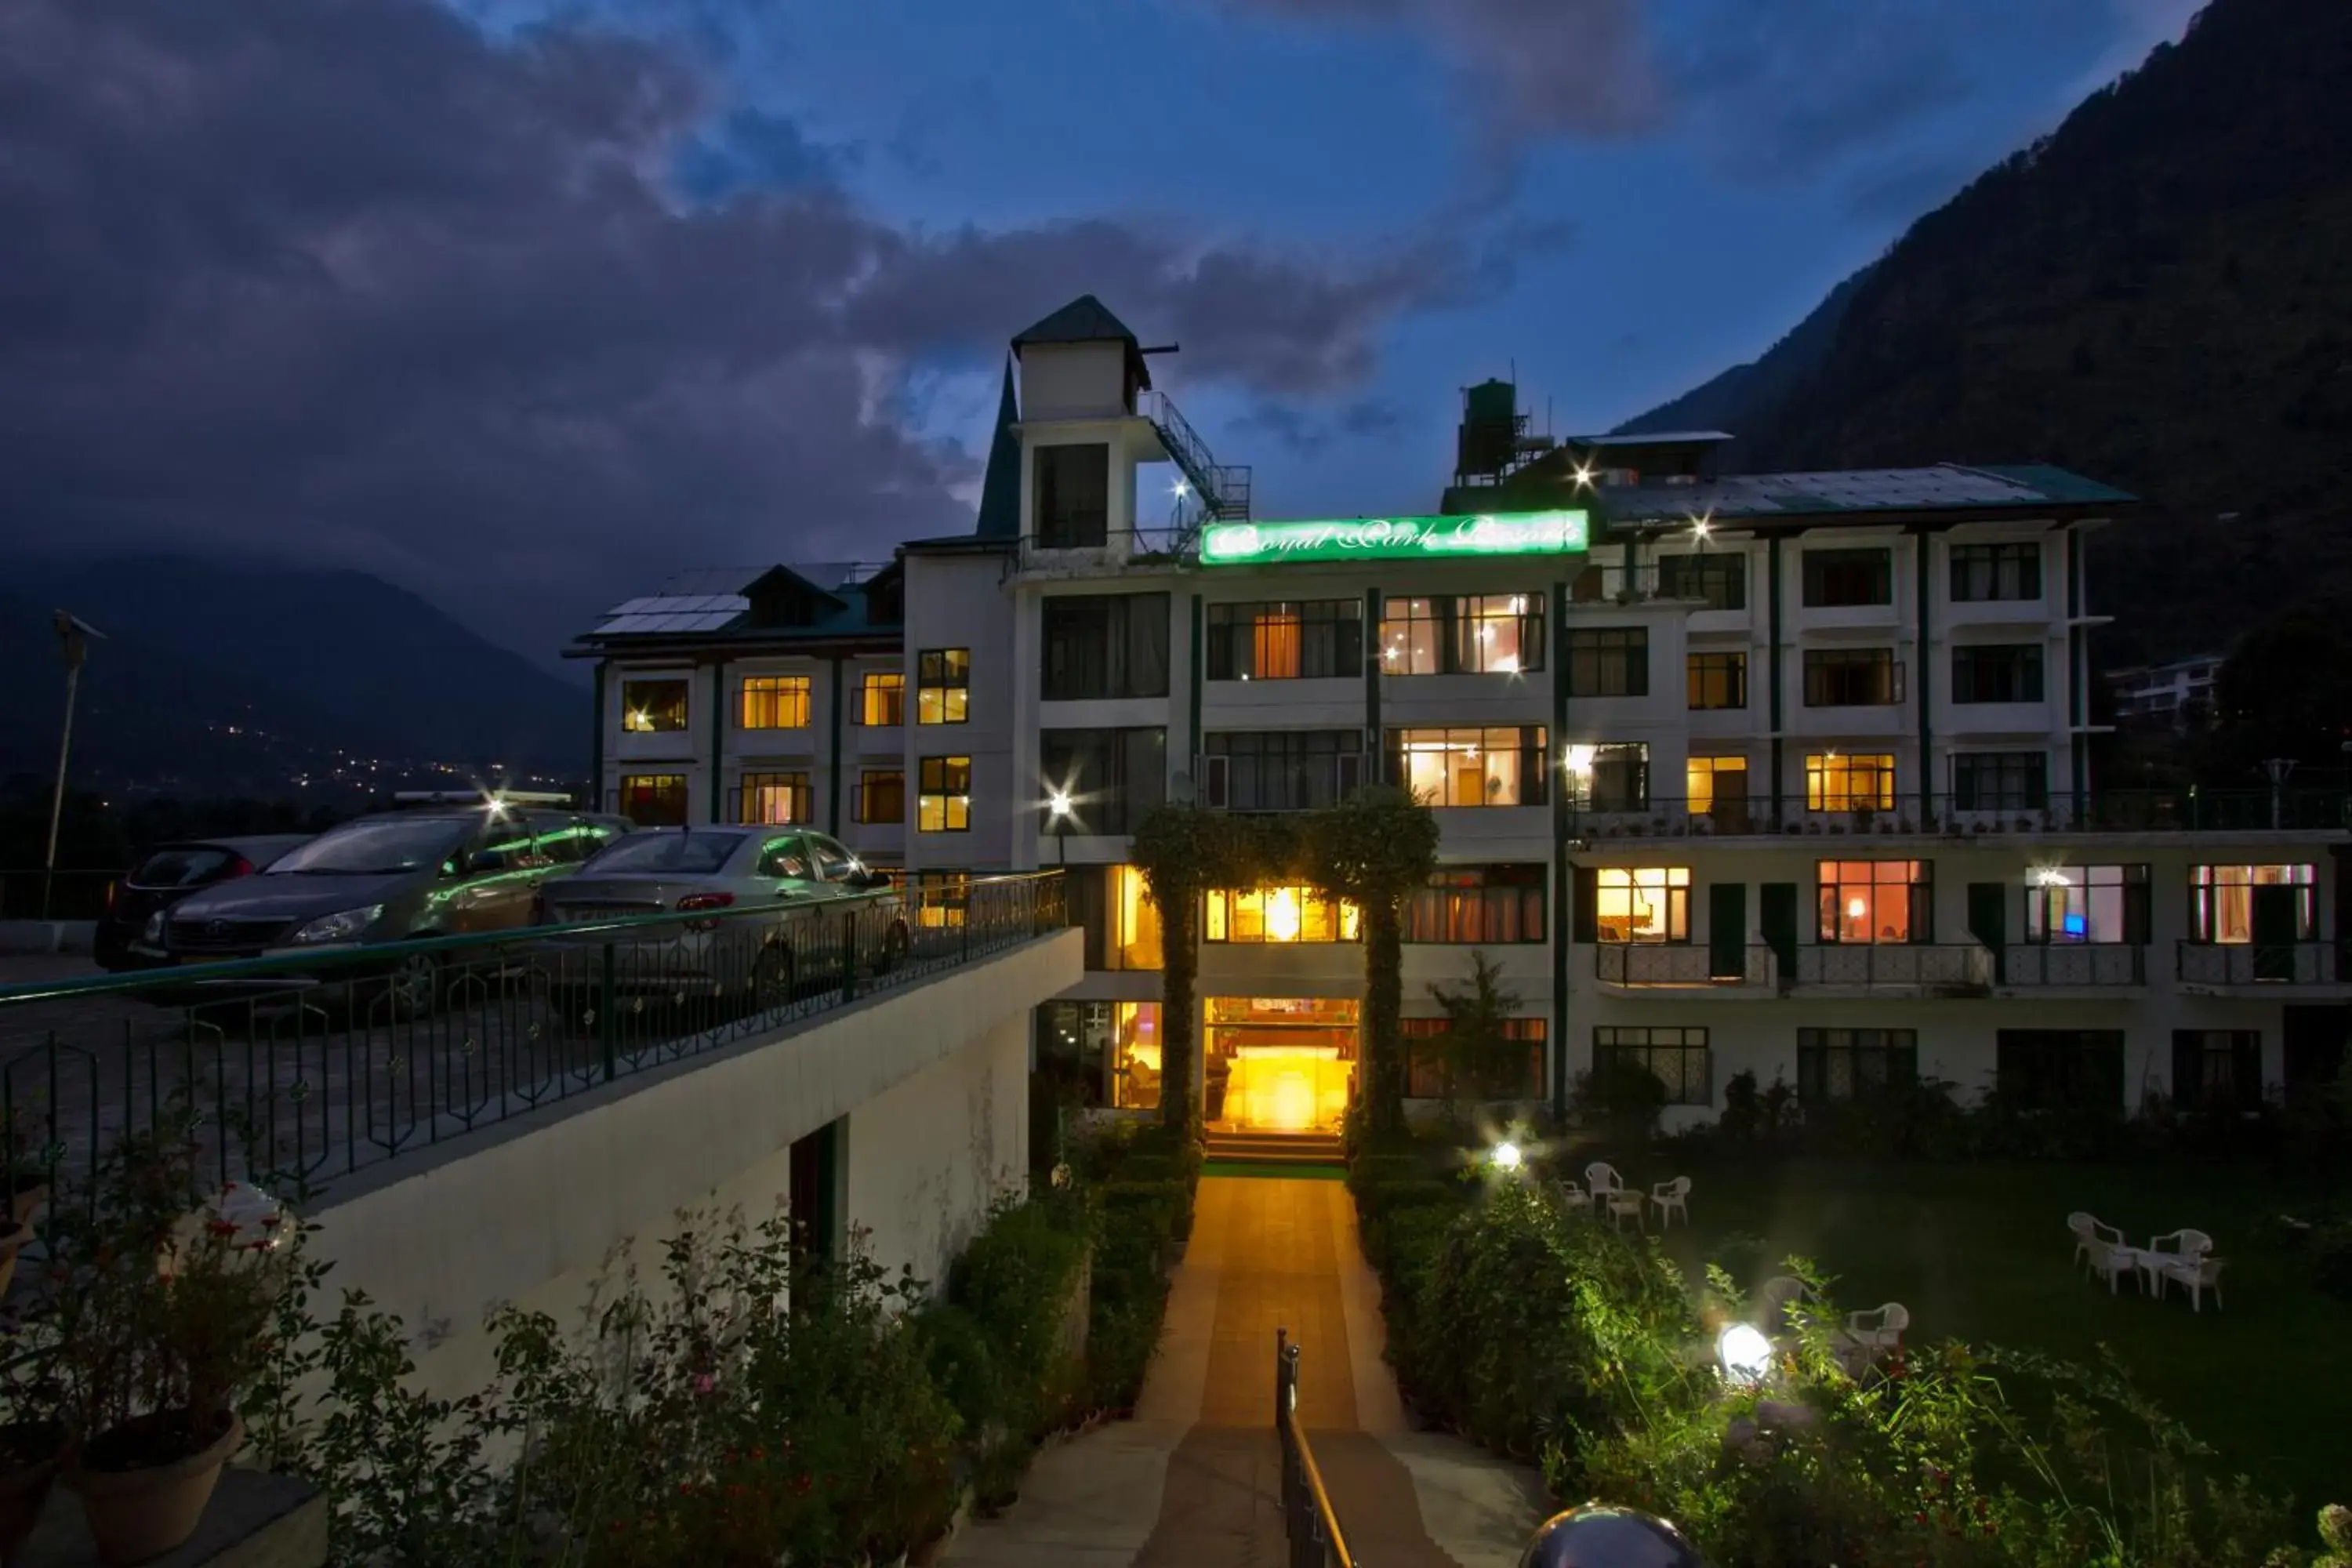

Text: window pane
xmin=621 ymin=680 xmax=689 ymax=733
xmin=858 ymin=673 xmax=905 ymax=726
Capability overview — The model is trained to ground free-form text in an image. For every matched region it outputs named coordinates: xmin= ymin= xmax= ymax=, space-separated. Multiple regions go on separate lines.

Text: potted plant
xmin=0 ymin=1358 xmax=67 ymax=1566
xmin=54 ymin=1127 xmax=289 ymax=1564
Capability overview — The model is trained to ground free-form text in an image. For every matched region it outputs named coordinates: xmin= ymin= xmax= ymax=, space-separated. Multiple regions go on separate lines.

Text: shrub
xmin=1569 ymin=1061 xmax=1669 ymax=1145
xmin=1354 ymin=1178 xmax=1460 ymax=1225
xmin=1347 ymin=1152 xmax=1434 ymax=1196
xmin=2314 ymin=1221 xmax=2352 ymax=1301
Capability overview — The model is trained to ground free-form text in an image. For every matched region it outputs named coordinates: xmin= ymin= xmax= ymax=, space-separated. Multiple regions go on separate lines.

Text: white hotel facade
xmin=573 ymin=296 xmax=2352 ymax=1132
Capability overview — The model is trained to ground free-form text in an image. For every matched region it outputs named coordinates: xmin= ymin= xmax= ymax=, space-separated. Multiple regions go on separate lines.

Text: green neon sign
xmin=1198 ymin=511 xmax=1588 ymax=565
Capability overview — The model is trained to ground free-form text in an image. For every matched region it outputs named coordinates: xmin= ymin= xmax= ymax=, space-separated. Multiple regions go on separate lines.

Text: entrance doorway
xmin=1204 ymin=996 xmax=1359 ymax=1132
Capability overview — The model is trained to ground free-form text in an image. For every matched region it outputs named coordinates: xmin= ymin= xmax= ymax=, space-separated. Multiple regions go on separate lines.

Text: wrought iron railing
xmin=1139 ymin=390 xmax=1249 ymax=521
xmin=2001 ymin=943 xmax=2146 ymax=986
xmin=1568 ymin=789 xmax=2352 ymax=839
xmin=2176 ymin=939 xmax=2339 ymax=985
xmin=1595 ymin=943 xmax=1773 ymax=987
xmin=0 ymin=873 xmax=1065 ymax=1205
xmin=1795 ymin=943 xmax=1993 ymax=990
xmin=1274 ymin=1330 xmax=1356 ymax=1568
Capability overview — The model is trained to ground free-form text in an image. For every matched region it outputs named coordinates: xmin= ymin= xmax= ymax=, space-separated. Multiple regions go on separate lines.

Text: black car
xmin=93 ymin=837 xmax=316 ymax=971
xmin=148 ymin=804 xmax=626 ymax=1014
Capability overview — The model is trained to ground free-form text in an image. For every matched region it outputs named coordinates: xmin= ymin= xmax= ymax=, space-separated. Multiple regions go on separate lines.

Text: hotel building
xmin=572 ymin=296 xmax=2350 ymax=1132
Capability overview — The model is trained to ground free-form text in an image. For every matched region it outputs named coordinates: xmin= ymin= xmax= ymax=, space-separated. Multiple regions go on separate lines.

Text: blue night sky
xmin=2 ymin=0 xmax=2202 ymax=659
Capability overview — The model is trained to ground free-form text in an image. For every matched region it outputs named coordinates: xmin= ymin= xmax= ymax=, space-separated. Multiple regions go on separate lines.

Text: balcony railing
xmin=1274 ymin=1330 xmax=1356 ymax=1568
xmin=2176 ymin=940 xmax=2341 ymax=986
xmin=2000 ymin=943 xmax=2147 ymax=986
xmin=1568 ymin=789 xmax=2352 ymax=839
xmin=1595 ymin=943 xmax=1773 ymax=987
xmin=1795 ymin=943 xmax=1993 ymax=991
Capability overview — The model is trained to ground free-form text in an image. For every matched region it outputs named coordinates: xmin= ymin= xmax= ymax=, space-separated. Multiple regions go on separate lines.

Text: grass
xmin=1201 ymin=1160 xmax=1345 ymax=1181
xmin=1628 ymin=1157 xmax=2349 ymax=1519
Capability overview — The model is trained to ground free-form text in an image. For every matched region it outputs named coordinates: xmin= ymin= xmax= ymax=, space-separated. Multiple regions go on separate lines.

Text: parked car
xmin=146 ymin=802 xmax=626 ymax=1014
xmin=534 ymin=826 xmax=908 ymax=1004
xmin=93 ymin=836 xmax=316 ymax=971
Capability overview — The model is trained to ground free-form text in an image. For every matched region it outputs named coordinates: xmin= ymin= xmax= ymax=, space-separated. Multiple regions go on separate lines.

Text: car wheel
xmin=879 ymin=921 xmax=910 ymax=974
xmin=387 ymin=950 xmax=442 ymax=1020
xmin=751 ymin=943 xmax=796 ymax=1009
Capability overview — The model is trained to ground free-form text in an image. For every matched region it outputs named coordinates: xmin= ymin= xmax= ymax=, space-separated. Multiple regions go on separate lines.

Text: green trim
xmin=2067 ymin=528 xmax=2088 ymax=814
xmin=1768 ymin=537 xmax=1785 ymax=818
xmin=709 ymin=659 xmax=728 ymax=824
xmin=589 ymin=662 xmax=606 ymax=811
xmin=1915 ymin=528 xmax=1934 ymax=821
xmin=827 ymin=657 xmax=845 ymax=834
xmin=1549 ymin=577 xmax=1571 ymax=1123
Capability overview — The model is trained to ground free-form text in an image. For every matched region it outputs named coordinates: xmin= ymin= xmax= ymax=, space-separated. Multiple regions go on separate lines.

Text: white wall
xmin=309 ymin=929 xmax=1082 ymax=1399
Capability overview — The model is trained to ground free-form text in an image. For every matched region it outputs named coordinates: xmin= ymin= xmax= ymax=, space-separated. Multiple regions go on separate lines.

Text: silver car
xmin=535 ymin=826 xmax=909 ymax=1004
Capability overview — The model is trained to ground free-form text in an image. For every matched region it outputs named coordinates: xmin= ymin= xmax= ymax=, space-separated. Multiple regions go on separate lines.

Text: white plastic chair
xmin=1650 ymin=1176 xmax=1691 ymax=1229
xmin=1555 ymin=1178 xmax=1587 ymax=1213
xmin=2146 ymin=1229 xmax=2225 ymax=1312
xmin=1755 ymin=1275 xmax=1812 ymax=1338
xmin=1584 ymin=1162 xmax=1624 ymax=1216
xmin=2068 ymin=1212 xmax=2123 ymax=1276
xmin=2084 ymin=1235 xmax=2141 ymax=1294
xmin=1604 ymin=1187 xmax=1646 ymax=1232
xmin=1844 ymin=1302 xmax=1909 ymax=1361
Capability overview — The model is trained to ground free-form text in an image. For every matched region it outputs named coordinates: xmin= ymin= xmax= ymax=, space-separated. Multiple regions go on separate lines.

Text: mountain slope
xmin=1617 ymin=0 xmax=2352 ymax=663
xmin=1 ymin=558 xmax=586 ymax=789
xmin=1616 ymin=264 xmax=1873 ymax=447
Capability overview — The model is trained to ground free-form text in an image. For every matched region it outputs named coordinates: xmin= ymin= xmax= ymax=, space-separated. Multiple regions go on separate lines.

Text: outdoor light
xmin=1490 ymin=1140 xmax=1523 ymax=1171
xmin=1572 ymin=463 xmax=1596 ymax=488
xmin=1717 ymin=1323 xmax=1773 ymax=1386
xmin=1047 ymin=789 xmax=1073 ymax=821
xmin=1172 ymin=479 xmax=1189 ymax=499
xmin=2034 ymin=867 xmax=2071 ymax=887
xmin=1690 ymin=514 xmax=1713 ymax=542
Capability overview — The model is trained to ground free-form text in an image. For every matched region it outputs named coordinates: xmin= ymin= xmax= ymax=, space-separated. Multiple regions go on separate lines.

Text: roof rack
xmin=390 ymin=789 xmax=575 ymax=807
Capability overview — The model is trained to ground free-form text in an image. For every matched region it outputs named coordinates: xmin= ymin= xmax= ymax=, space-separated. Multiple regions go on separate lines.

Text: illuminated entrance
xmin=1205 ymin=996 xmax=1359 ymax=1132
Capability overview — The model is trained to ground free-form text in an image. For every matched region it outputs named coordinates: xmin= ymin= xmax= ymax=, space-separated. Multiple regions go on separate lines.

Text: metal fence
xmin=2176 ymin=939 xmax=2339 ymax=985
xmin=1274 ymin=1330 xmax=1356 ymax=1568
xmin=1795 ymin=943 xmax=1993 ymax=990
xmin=0 ymin=872 xmax=1064 ymax=1207
xmin=2002 ymin=942 xmax=2146 ymax=986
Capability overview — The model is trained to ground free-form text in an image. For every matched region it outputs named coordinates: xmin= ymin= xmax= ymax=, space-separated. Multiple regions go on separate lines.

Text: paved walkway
xmin=946 ymin=1175 xmax=1547 ymax=1567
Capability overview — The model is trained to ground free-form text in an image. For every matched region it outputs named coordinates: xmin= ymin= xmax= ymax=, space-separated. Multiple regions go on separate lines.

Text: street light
xmin=1046 ymin=789 xmax=1073 ymax=867
xmin=44 ymin=612 xmax=107 ymax=921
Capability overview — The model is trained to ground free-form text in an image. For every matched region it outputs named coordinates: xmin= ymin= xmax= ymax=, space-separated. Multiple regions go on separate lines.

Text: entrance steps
xmin=1203 ymin=1129 xmax=1345 ymax=1167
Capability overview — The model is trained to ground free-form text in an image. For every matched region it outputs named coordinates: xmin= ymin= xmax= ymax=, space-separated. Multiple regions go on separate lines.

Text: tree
xmin=2200 ymin=604 xmax=2352 ymax=781
xmin=1422 ymin=951 xmax=1523 ymax=1133
xmin=1305 ymin=786 xmax=1440 ymax=1142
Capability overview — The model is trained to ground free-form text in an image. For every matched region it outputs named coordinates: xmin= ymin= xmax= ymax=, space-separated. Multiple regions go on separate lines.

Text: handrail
xmin=1274 ymin=1329 xmax=1358 ymax=1568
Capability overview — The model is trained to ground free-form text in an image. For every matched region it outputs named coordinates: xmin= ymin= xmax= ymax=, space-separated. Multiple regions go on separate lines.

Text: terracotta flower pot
xmin=3 ymin=1178 xmax=45 ymax=1229
xmin=68 ymin=1409 xmax=241 ymax=1565
xmin=0 ymin=1223 xmax=28 ymax=1302
xmin=0 ymin=1421 xmax=66 ymax=1568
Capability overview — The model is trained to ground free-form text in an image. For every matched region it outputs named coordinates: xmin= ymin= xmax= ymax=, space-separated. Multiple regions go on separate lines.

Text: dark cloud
xmin=0 ymin=0 xmax=1527 ymax=662
xmin=1232 ymin=396 xmax=1404 ymax=456
xmin=1843 ymin=154 xmax=1979 ymax=225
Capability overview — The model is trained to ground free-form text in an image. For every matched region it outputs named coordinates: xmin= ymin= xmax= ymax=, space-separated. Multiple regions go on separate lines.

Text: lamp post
xmin=43 ymin=612 xmax=106 ymax=921
xmin=1047 ymin=789 xmax=1073 ymax=867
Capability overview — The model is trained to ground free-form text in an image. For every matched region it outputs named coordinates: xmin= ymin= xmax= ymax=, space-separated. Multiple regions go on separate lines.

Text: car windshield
xmin=270 ymin=818 xmax=470 ymax=876
xmin=586 ymin=831 xmax=746 ymax=876
xmin=130 ymin=847 xmax=241 ymax=888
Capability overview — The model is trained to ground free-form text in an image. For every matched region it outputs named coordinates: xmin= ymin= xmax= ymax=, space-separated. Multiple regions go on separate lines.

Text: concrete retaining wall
xmin=310 ymin=930 xmax=1080 ymax=1397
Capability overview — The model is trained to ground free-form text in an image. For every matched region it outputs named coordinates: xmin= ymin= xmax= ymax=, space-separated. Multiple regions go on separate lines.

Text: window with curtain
xmin=2172 ymin=1029 xmax=2260 ymax=1109
xmin=1658 ymin=552 xmax=1746 ymax=609
xmin=1951 ymin=644 xmax=2044 ymax=703
xmin=1203 ymin=730 xmax=1361 ymax=811
xmin=619 ymin=773 xmax=688 ymax=826
xmin=1594 ymin=866 xmax=1690 ymax=942
xmin=1567 ymin=628 xmax=1649 ymax=696
xmin=1378 ymin=594 xmax=1544 ymax=675
xmin=2025 ymin=865 xmax=2148 ymax=942
xmin=1953 ymin=753 xmax=2048 ymax=811
xmin=916 ymin=649 xmax=969 ymax=724
xmin=1686 ymin=651 xmax=1747 ymax=710
xmin=1950 ymin=542 xmax=2041 ymax=602
xmin=739 ymin=675 xmax=811 ymax=730
xmin=916 ymin=756 xmax=971 ymax=833
xmin=1797 ymin=1028 xmax=1918 ymax=1101
xmin=1805 ymin=753 xmax=1895 ymax=811
xmin=2191 ymin=864 xmax=2316 ymax=942
xmin=1205 ymin=599 xmax=1363 ymax=680
xmin=855 ymin=769 xmax=904 ymax=824
xmin=1593 ymin=1025 xmax=1711 ymax=1106
xmin=1388 ymin=726 xmax=1549 ymax=807
xmin=1804 ymin=648 xmax=1901 ymax=706
xmin=1802 ymin=547 xmax=1892 ymax=606
xmin=1204 ymin=886 xmax=1361 ymax=943
xmin=1817 ymin=860 xmax=1930 ymax=943
xmin=1041 ymin=593 xmax=1171 ymax=700
xmin=739 ymin=771 xmax=811 ymax=825
xmin=1563 ymin=742 xmax=1649 ymax=811
xmin=621 ymin=679 xmax=689 ymax=733
xmin=857 ymin=671 xmax=904 ymax=726
xmin=1406 ymin=864 xmax=1546 ymax=943
xmin=1403 ymin=1018 xmax=1546 ymax=1099
xmin=1996 ymin=1029 xmax=2124 ymax=1112
xmin=1687 ymin=757 xmax=1749 ymax=815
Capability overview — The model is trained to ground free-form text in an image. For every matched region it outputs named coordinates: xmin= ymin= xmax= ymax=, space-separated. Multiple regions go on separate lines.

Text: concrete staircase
xmin=1202 ymin=1128 xmax=1345 ymax=1167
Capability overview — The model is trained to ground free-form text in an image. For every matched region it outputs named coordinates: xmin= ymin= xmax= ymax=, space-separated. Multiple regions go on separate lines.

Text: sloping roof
xmin=1599 ymin=463 xmax=2136 ymax=528
xmin=974 ymin=357 xmax=1022 ymax=539
xmin=575 ymin=561 xmax=901 ymax=646
xmin=1011 ymin=294 xmax=1138 ymax=351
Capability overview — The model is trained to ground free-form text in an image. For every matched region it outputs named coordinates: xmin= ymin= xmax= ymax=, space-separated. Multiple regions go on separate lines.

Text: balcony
xmin=1566 ymin=789 xmax=2352 ymax=840
xmin=1795 ymin=944 xmax=1993 ymax=994
xmin=1595 ymin=943 xmax=1774 ymax=993
xmin=2176 ymin=941 xmax=2347 ymax=989
xmin=1999 ymin=943 xmax=2147 ymax=987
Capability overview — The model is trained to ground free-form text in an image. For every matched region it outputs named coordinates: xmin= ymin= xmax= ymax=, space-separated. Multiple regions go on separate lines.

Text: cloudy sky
xmin=0 ymin=0 xmax=2201 ymax=666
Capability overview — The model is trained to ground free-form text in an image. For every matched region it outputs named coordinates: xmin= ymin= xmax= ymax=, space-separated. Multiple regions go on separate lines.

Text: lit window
xmin=1207 ymin=600 xmax=1363 ymax=680
xmin=621 ymin=679 xmax=688 ymax=733
xmin=855 ymin=769 xmax=904 ymax=825
xmin=1110 ymin=866 xmax=1164 ymax=969
xmin=739 ymin=771 xmax=811 ymax=825
xmin=2025 ymin=866 xmax=2148 ymax=943
xmin=1112 ymin=1003 xmax=1162 ymax=1109
xmin=2191 ymin=864 xmax=2315 ymax=944
xmin=619 ymin=773 xmax=688 ymax=826
xmin=1806 ymin=753 xmax=1895 ymax=811
xmin=1563 ymin=742 xmax=1649 ymax=811
xmin=1817 ymin=860 xmax=1929 ymax=945
xmin=739 ymin=675 xmax=811 ymax=730
xmin=1686 ymin=651 xmax=1747 ymax=710
xmin=1388 ymin=726 xmax=1548 ymax=807
xmin=916 ymin=756 xmax=971 ymax=833
xmin=1595 ymin=867 xmax=1690 ymax=943
xmin=1379 ymin=595 xmax=1544 ymax=675
xmin=1204 ymin=885 xmax=1361 ymax=943
xmin=858 ymin=672 xmax=905 ymax=727
xmin=1406 ymin=865 xmax=1545 ymax=943
xmin=1687 ymin=757 xmax=1748 ymax=817
xmin=916 ymin=649 xmax=970 ymax=725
